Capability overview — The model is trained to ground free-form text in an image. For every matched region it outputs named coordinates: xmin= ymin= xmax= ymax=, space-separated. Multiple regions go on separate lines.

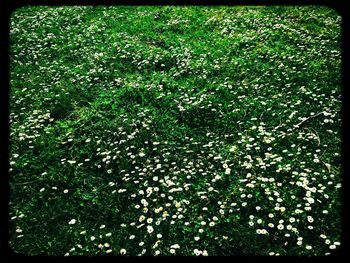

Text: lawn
xmin=8 ymin=5 xmax=342 ymax=256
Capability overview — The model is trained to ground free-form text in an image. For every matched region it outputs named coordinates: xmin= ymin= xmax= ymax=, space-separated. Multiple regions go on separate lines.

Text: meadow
xmin=8 ymin=5 xmax=342 ymax=256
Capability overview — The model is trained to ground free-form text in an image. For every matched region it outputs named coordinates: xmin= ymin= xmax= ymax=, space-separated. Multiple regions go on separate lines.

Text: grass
xmin=8 ymin=5 xmax=342 ymax=256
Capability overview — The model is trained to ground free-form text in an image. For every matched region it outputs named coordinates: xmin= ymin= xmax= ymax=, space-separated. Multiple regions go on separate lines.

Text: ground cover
xmin=8 ymin=5 xmax=342 ymax=256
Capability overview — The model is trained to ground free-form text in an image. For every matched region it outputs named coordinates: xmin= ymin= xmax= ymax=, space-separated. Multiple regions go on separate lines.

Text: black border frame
xmin=0 ymin=0 xmax=348 ymax=261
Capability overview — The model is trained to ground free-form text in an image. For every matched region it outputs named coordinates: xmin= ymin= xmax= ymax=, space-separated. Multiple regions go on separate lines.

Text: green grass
xmin=8 ymin=5 xmax=341 ymax=256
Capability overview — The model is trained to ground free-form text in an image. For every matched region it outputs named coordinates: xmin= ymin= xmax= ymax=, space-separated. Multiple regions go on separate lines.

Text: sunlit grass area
xmin=8 ymin=5 xmax=341 ymax=256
